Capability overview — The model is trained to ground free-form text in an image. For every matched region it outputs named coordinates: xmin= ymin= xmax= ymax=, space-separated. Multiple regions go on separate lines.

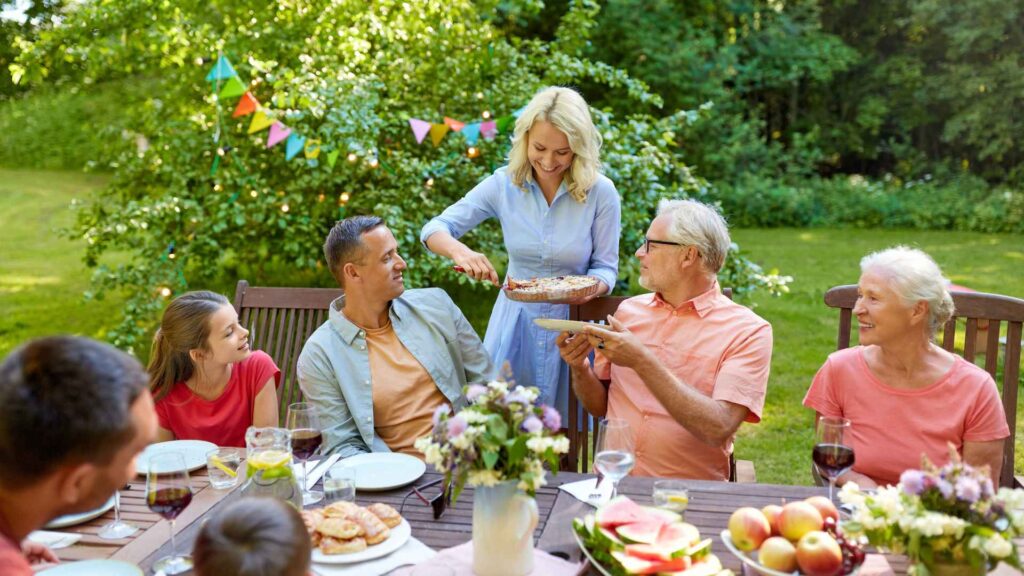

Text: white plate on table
xmin=533 ymin=319 xmax=605 ymax=333
xmin=135 ymin=439 xmax=217 ymax=475
xmin=39 ymin=559 xmax=143 ymax=575
xmin=329 ymin=453 xmax=426 ymax=491
xmin=44 ymin=495 xmax=115 ymax=529
xmin=311 ymin=518 xmax=411 ymax=564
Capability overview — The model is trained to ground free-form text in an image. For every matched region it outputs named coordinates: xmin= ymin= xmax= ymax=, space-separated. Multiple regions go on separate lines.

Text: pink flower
xmin=466 ymin=384 xmax=488 ymax=402
xmin=432 ymin=404 xmax=451 ymax=429
xmin=540 ymin=404 xmax=561 ymax=432
xmin=521 ymin=416 xmax=543 ymax=434
xmin=901 ymin=470 xmax=926 ymax=496
xmin=447 ymin=414 xmax=468 ymax=438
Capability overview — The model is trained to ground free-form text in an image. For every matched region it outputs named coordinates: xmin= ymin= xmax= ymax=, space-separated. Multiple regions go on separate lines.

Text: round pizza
xmin=503 ymin=275 xmax=601 ymax=302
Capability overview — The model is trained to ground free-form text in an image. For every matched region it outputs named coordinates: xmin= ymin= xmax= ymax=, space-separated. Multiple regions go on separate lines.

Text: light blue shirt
xmin=296 ymin=288 xmax=494 ymax=457
xmin=420 ymin=167 xmax=621 ymax=418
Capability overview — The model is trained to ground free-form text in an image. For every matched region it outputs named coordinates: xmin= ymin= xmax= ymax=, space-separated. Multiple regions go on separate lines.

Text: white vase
xmin=472 ymin=480 xmax=539 ymax=576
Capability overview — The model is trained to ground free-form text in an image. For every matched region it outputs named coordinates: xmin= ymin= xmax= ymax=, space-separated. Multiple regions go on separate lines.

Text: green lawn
xmin=2 ymin=167 xmax=1022 ymax=485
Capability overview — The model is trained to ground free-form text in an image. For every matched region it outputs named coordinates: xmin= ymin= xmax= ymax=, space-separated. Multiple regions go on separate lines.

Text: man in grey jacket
xmin=298 ymin=215 xmax=494 ymax=458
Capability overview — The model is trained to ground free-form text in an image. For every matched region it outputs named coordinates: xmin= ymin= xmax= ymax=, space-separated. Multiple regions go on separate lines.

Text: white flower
xmin=451 ymin=432 xmax=474 ymax=450
xmin=526 ymin=436 xmax=555 ymax=454
xmin=462 ymin=411 xmax=489 ymax=424
xmin=983 ymin=534 xmax=1013 ymax=558
xmin=552 ymin=436 xmax=570 ymax=454
xmin=468 ymin=469 xmax=503 ymax=487
xmin=487 ymin=380 xmax=509 ymax=395
xmin=520 ymin=387 xmax=539 ymax=402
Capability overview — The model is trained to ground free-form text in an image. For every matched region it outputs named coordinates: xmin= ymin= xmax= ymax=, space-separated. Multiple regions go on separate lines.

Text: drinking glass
xmin=206 ymin=447 xmax=242 ymax=490
xmin=593 ymin=418 xmax=635 ymax=499
xmin=146 ymin=452 xmax=194 ymax=575
xmin=325 ymin=464 xmax=357 ymax=504
xmin=286 ymin=402 xmax=324 ymax=505
xmin=97 ymin=488 xmax=137 ymax=539
xmin=812 ymin=416 xmax=854 ymax=501
xmin=652 ymin=480 xmax=689 ymax=513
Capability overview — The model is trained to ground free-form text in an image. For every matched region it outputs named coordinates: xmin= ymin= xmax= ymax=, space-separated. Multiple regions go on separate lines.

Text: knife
xmin=306 ymin=453 xmax=341 ymax=490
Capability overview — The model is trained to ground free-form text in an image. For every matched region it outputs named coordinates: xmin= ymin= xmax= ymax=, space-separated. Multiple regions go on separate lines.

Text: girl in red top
xmin=149 ymin=291 xmax=280 ymax=447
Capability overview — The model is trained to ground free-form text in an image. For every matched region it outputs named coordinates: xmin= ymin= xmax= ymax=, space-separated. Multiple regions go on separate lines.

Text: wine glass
xmin=593 ymin=418 xmax=635 ymax=499
xmin=287 ymin=402 xmax=324 ymax=505
xmin=97 ymin=488 xmax=137 ymax=539
xmin=146 ymin=452 xmax=194 ymax=575
xmin=812 ymin=416 xmax=854 ymax=501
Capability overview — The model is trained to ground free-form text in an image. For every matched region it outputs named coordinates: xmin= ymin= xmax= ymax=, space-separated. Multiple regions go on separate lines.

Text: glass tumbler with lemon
xmin=240 ymin=426 xmax=302 ymax=508
xmin=652 ymin=480 xmax=689 ymax=514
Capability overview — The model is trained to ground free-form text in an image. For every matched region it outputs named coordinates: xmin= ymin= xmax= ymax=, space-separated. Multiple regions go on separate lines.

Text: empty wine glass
xmin=812 ymin=416 xmax=854 ymax=501
xmin=97 ymin=488 xmax=137 ymax=539
xmin=287 ymin=402 xmax=324 ymax=505
xmin=146 ymin=452 xmax=194 ymax=575
xmin=593 ymin=418 xmax=635 ymax=499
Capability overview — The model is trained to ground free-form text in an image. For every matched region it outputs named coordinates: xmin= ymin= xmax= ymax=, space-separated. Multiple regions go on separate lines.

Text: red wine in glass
xmin=813 ymin=443 xmax=855 ymax=480
xmin=147 ymin=487 xmax=194 ymax=520
xmin=291 ymin=428 xmax=324 ymax=461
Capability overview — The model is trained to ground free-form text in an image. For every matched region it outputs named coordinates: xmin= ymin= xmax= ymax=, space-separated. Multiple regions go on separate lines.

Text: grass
xmin=2 ymin=167 xmax=1022 ymax=485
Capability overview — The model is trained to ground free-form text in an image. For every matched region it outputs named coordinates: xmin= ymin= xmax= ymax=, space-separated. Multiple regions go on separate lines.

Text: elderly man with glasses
xmin=556 ymin=199 xmax=773 ymax=480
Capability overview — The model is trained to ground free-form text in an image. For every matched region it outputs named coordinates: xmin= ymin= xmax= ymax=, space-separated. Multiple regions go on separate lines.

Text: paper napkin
xmin=557 ymin=477 xmax=613 ymax=508
xmin=28 ymin=530 xmax=82 ymax=549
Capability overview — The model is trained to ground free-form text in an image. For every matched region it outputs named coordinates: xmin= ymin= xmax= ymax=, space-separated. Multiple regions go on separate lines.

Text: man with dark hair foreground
xmin=298 ymin=216 xmax=494 ymax=457
xmin=0 ymin=336 xmax=158 ymax=574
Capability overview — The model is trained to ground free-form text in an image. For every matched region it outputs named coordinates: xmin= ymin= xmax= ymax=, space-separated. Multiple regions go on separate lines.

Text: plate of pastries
xmin=302 ymin=501 xmax=410 ymax=564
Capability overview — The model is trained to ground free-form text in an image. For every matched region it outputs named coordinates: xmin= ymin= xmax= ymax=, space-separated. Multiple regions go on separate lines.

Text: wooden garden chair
xmin=564 ymin=289 xmax=758 ymax=482
xmin=824 ymin=285 xmax=1024 ymax=488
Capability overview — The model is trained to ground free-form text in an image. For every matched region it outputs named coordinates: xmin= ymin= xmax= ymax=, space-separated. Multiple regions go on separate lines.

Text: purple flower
xmin=432 ymin=404 xmax=451 ymax=429
xmin=901 ymin=470 xmax=927 ymax=496
xmin=540 ymin=404 xmax=561 ymax=432
xmin=955 ymin=476 xmax=981 ymax=503
xmin=466 ymin=384 xmax=488 ymax=402
xmin=447 ymin=414 xmax=468 ymax=438
xmin=937 ymin=479 xmax=954 ymax=499
xmin=521 ymin=416 xmax=543 ymax=434
xmin=980 ymin=476 xmax=994 ymax=498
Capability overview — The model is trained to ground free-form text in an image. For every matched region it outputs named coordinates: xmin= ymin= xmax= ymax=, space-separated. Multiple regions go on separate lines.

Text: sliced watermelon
xmin=624 ymin=543 xmax=674 ymax=562
xmin=596 ymin=526 xmax=626 ymax=549
xmin=643 ymin=506 xmax=683 ymax=524
xmin=656 ymin=522 xmax=700 ymax=551
xmin=613 ymin=551 xmax=692 ymax=575
xmin=659 ymin=553 xmax=723 ymax=576
xmin=597 ymin=496 xmax=651 ymax=528
xmin=616 ymin=519 xmax=666 ymax=544
xmin=679 ymin=537 xmax=713 ymax=559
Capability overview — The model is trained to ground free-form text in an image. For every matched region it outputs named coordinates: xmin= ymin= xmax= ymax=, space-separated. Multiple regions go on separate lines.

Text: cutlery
xmin=306 ymin=453 xmax=341 ymax=490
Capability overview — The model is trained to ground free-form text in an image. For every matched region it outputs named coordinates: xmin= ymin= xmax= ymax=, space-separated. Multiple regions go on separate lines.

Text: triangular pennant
xmin=496 ymin=115 xmax=515 ymax=134
xmin=512 ymin=106 xmax=526 ymax=118
xmin=218 ymin=76 xmax=246 ymax=99
xmin=461 ymin=122 xmax=481 ymax=145
xmin=327 ymin=150 xmax=340 ymax=168
xmin=304 ymin=139 xmax=322 ymax=160
xmin=266 ymin=122 xmax=291 ymax=148
xmin=233 ymin=92 xmax=260 ymax=118
xmin=429 ymin=123 xmax=451 ymax=147
xmin=247 ymin=110 xmax=275 ymax=134
xmin=480 ymin=120 xmax=498 ymax=140
xmin=408 ymin=118 xmax=431 ymax=144
xmin=205 ymin=55 xmax=238 ymax=82
xmin=285 ymin=133 xmax=306 ymax=160
xmin=443 ymin=117 xmax=466 ymax=132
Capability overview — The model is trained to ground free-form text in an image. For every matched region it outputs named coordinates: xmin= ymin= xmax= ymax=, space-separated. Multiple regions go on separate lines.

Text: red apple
xmin=728 ymin=507 xmax=771 ymax=551
xmin=759 ymin=536 xmax=798 ymax=572
xmin=796 ymin=531 xmax=843 ymax=576
xmin=761 ymin=504 xmax=784 ymax=536
xmin=805 ymin=496 xmax=840 ymax=524
xmin=778 ymin=501 xmax=824 ymax=542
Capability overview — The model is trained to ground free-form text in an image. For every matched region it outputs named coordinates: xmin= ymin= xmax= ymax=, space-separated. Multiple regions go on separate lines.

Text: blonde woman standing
xmin=421 ymin=86 xmax=620 ymax=420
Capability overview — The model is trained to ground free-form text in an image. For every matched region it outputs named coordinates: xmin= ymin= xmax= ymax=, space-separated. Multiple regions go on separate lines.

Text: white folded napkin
xmin=558 ymin=478 xmax=613 ymax=508
xmin=28 ymin=530 xmax=82 ymax=549
xmin=311 ymin=537 xmax=435 ymax=576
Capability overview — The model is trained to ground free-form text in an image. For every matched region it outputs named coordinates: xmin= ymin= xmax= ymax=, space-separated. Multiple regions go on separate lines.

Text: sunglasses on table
xmin=399 ymin=476 xmax=450 ymax=520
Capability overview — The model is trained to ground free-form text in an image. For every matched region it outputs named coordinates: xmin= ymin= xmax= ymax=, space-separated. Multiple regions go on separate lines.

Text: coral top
xmin=803 ymin=347 xmax=1009 ymax=486
xmin=154 ymin=351 xmax=281 ymax=447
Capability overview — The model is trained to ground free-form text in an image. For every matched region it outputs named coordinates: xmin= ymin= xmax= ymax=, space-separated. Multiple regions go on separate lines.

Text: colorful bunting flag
xmin=461 ymin=122 xmax=481 ymax=145
xmin=480 ymin=120 xmax=497 ymax=140
xmin=444 ymin=117 xmax=466 ymax=132
xmin=429 ymin=123 xmax=450 ymax=147
xmin=218 ymin=77 xmax=246 ymax=99
xmin=304 ymin=139 xmax=322 ymax=160
xmin=285 ymin=133 xmax=306 ymax=160
xmin=267 ymin=122 xmax=291 ymax=148
xmin=408 ymin=119 xmax=431 ymax=144
xmin=233 ymin=93 xmax=260 ymax=118
xmin=205 ymin=56 xmax=238 ymax=82
xmin=327 ymin=150 xmax=340 ymax=168
xmin=512 ymin=106 xmax=526 ymax=118
xmin=247 ymin=110 xmax=275 ymax=134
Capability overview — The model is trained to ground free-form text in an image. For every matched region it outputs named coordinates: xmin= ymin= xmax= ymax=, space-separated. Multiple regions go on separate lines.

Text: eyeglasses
xmin=399 ymin=477 xmax=449 ymax=520
xmin=641 ymin=237 xmax=685 ymax=254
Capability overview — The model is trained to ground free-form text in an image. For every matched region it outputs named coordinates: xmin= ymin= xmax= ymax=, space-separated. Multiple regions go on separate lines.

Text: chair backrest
xmin=565 ymin=288 xmax=736 ymax=477
xmin=232 ymin=280 xmax=343 ymax=423
xmin=824 ymin=285 xmax=1024 ymax=487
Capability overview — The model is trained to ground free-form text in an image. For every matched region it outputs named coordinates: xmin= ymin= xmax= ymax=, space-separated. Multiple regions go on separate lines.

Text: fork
xmin=588 ymin=477 xmax=606 ymax=502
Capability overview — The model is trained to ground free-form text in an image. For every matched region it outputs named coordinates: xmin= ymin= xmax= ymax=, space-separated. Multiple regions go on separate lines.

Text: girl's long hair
xmin=147 ymin=291 xmax=230 ymax=401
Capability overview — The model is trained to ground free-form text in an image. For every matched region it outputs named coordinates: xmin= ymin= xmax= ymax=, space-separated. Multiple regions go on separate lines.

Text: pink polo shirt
xmin=594 ymin=285 xmax=773 ymax=480
xmin=803 ymin=347 xmax=1009 ymax=486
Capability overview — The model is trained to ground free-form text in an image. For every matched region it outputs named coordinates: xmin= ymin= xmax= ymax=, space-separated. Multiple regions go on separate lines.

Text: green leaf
xmin=483 ymin=450 xmax=498 ymax=470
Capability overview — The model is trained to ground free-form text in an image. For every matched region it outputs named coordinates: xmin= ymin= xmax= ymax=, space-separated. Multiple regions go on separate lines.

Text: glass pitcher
xmin=240 ymin=426 xmax=302 ymax=509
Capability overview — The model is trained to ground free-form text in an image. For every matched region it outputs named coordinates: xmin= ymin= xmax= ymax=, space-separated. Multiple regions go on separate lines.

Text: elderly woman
xmin=803 ymin=247 xmax=1008 ymax=488
xmin=420 ymin=86 xmax=620 ymax=420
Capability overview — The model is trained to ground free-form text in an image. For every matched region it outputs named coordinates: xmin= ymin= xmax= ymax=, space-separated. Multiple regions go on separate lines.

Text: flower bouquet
xmin=414 ymin=380 xmax=569 ymax=503
xmin=839 ymin=446 xmax=1024 ymax=576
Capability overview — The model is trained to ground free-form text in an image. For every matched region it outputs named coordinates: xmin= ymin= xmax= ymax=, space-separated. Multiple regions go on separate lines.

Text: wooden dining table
xmin=45 ymin=464 xmax=929 ymax=575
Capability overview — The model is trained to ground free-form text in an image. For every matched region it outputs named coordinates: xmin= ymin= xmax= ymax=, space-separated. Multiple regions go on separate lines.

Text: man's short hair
xmin=193 ymin=497 xmax=311 ymax=576
xmin=0 ymin=336 xmax=147 ymax=489
xmin=657 ymin=199 xmax=731 ymax=273
xmin=323 ymin=215 xmax=385 ymax=286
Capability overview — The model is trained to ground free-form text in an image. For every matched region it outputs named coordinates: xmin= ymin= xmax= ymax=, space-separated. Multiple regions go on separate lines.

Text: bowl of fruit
xmin=720 ymin=496 xmax=865 ymax=576
xmin=573 ymin=495 xmax=732 ymax=576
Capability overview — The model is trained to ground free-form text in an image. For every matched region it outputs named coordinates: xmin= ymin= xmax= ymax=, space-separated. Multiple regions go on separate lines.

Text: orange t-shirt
xmin=803 ymin=347 xmax=1009 ymax=486
xmin=365 ymin=320 xmax=449 ymax=457
xmin=594 ymin=287 xmax=773 ymax=480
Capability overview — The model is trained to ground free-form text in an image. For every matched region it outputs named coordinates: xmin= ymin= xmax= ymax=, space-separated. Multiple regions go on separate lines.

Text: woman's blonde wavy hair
xmin=507 ymin=86 xmax=602 ymax=203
